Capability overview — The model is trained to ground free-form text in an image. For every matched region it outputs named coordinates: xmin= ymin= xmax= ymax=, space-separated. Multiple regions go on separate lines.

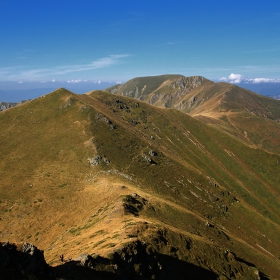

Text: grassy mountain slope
xmin=106 ymin=74 xmax=213 ymax=108
xmin=107 ymin=75 xmax=280 ymax=155
xmin=188 ymin=83 xmax=280 ymax=155
xmin=1 ymin=88 xmax=280 ymax=278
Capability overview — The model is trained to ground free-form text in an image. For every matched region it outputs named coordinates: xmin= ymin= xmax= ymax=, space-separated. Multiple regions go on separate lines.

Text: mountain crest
xmin=1 ymin=79 xmax=280 ymax=279
xmin=106 ymin=74 xmax=212 ymax=108
xmin=107 ymin=75 xmax=280 ymax=154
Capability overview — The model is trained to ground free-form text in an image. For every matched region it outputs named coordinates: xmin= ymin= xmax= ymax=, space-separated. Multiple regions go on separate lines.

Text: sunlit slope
xmin=0 ymin=89 xmax=97 ymax=251
xmin=108 ymin=75 xmax=280 ymax=155
xmin=107 ymin=75 xmax=280 ymax=121
xmin=106 ymin=74 xmax=213 ymax=108
xmin=177 ymin=82 xmax=280 ymax=154
xmin=0 ymin=88 xmax=280 ymax=278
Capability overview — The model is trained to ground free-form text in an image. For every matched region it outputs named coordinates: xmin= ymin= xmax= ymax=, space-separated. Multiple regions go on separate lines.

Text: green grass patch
xmin=93 ymin=240 xmax=106 ymax=248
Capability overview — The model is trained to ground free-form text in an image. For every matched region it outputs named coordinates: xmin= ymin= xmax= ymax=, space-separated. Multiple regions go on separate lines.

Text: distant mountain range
xmin=232 ymin=82 xmax=280 ymax=99
xmin=0 ymin=88 xmax=55 ymax=103
xmin=1 ymin=76 xmax=280 ymax=104
xmin=0 ymin=81 xmax=115 ymax=103
xmin=1 ymin=75 xmax=280 ymax=279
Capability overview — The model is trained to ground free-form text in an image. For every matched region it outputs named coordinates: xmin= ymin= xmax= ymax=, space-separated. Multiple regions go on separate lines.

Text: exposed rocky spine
xmin=0 ymin=241 xmax=54 ymax=279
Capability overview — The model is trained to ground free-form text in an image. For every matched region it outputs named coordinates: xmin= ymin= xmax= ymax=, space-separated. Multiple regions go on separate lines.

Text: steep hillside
xmin=106 ymin=74 xmax=213 ymax=108
xmin=187 ymin=83 xmax=280 ymax=154
xmin=107 ymin=75 xmax=280 ymax=155
xmin=1 ymin=88 xmax=280 ymax=279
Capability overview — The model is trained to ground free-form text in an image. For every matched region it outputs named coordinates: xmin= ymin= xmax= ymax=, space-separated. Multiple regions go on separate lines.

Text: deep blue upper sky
xmin=1 ymin=0 xmax=280 ymax=90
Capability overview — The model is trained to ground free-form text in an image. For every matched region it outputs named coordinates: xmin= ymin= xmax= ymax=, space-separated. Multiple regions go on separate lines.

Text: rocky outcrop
xmin=0 ymin=241 xmax=54 ymax=279
xmin=65 ymin=240 xmax=163 ymax=279
xmin=110 ymin=240 xmax=163 ymax=279
xmin=122 ymin=193 xmax=147 ymax=216
xmin=0 ymin=102 xmax=21 ymax=111
xmin=149 ymin=150 xmax=158 ymax=157
xmin=56 ymin=240 xmax=223 ymax=279
xmin=88 ymin=155 xmax=102 ymax=166
xmin=105 ymin=75 xmax=212 ymax=109
xmin=0 ymin=239 xmax=266 ymax=280
xmin=88 ymin=155 xmax=110 ymax=166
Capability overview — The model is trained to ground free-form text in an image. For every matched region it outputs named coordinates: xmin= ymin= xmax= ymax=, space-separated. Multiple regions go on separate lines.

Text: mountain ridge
xmin=106 ymin=75 xmax=280 ymax=120
xmin=106 ymin=74 xmax=280 ymax=155
xmin=1 ymin=83 xmax=280 ymax=278
xmin=106 ymin=75 xmax=213 ymax=108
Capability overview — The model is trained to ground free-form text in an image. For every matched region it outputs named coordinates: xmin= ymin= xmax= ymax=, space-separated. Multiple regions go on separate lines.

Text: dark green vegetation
xmin=1 ymin=75 xmax=280 ymax=279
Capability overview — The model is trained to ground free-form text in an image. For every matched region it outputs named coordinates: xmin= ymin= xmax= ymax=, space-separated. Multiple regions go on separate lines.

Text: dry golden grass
xmin=1 ymin=87 xmax=280 ymax=278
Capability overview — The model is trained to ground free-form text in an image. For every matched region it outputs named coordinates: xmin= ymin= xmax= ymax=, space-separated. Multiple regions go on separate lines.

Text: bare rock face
xmin=0 ymin=102 xmax=19 ymax=111
xmin=149 ymin=150 xmax=158 ymax=157
xmin=0 ymin=241 xmax=54 ymax=279
xmin=105 ymin=75 xmax=211 ymax=108
xmin=88 ymin=155 xmax=102 ymax=166
xmin=75 ymin=253 xmax=94 ymax=268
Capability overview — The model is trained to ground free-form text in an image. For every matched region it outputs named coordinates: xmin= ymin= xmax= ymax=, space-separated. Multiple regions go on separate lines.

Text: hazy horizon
xmin=1 ymin=1 xmax=280 ymax=101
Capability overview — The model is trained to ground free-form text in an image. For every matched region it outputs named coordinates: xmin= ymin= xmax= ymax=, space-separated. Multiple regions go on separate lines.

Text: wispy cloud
xmin=219 ymin=73 xmax=280 ymax=84
xmin=67 ymin=79 xmax=87 ymax=83
xmin=0 ymin=54 xmax=130 ymax=81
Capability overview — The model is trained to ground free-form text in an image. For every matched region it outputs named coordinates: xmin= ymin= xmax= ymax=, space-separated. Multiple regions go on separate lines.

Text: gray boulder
xmin=88 ymin=155 xmax=102 ymax=166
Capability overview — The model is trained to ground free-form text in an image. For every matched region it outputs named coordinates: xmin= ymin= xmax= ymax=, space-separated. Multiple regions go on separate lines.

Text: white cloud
xmin=229 ymin=73 xmax=243 ymax=83
xmin=0 ymin=54 xmax=130 ymax=81
xmin=219 ymin=73 xmax=280 ymax=84
xmin=251 ymin=78 xmax=280 ymax=83
xmin=67 ymin=79 xmax=87 ymax=83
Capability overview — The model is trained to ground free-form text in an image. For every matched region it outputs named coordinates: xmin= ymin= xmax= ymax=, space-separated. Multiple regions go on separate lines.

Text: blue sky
xmin=1 ymin=0 xmax=280 ymax=92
